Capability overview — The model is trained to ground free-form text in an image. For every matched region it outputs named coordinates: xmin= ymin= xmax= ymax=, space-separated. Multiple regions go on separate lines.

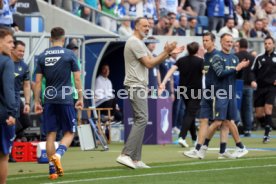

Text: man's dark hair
xmin=203 ymin=32 xmax=216 ymax=41
xmin=187 ymin=42 xmax=199 ymax=55
xmin=239 ymin=38 xmax=248 ymax=49
xmin=0 ymin=27 xmax=13 ymax=39
xmin=51 ymin=27 xmax=65 ymax=41
xmin=264 ymin=36 xmax=275 ymax=44
xmin=14 ymin=40 xmax=25 ymax=48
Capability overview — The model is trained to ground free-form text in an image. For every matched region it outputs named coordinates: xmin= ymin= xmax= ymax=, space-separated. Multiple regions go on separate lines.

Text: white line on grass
xmin=43 ymin=164 xmax=276 ymax=184
xmin=8 ymin=156 xmax=276 ymax=181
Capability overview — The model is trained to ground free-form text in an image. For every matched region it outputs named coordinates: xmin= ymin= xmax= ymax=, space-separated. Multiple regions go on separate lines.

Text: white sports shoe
xmin=178 ymin=137 xmax=189 ymax=148
xmin=198 ymin=145 xmax=208 ymax=159
xmin=218 ymin=151 xmax=236 ymax=159
xmin=183 ymin=149 xmax=200 ymax=159
xmin=134 ymin=161 xmax=151 ymax=168
xmin=232 ymin=147 xmax=249 ymax=158
xmin=116 ymin=155 xmax=136 ymax=169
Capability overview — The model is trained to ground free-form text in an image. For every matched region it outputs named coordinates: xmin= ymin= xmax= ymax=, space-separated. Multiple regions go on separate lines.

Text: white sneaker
xmin=134 ymin=161 xmax=151 ymax=168
xmin=218 ymin=151 xmax=236 ymax=159
xmin=116 ymin=155 xmax=136 ymax=169
xmin=198 ymin=145 xmax=208 ymax=159
xmin=178 ymin=137 xmax=189 ymax=148
xmin=232 ymin=147 xmax=249 ymax=158
xmin=183 ymin=149 xmax=200 ymax=159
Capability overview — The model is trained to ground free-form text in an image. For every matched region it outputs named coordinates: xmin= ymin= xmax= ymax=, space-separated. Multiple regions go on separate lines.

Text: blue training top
xmin=36 ymin=46 xmax=80 ymax=104
xmin=14 ymin=60 xmax=30 ymax=113
xmin=0 ymin=54 xmax=17 ymax=122
xmin=210 ymin=50 xmax=239 ymax=94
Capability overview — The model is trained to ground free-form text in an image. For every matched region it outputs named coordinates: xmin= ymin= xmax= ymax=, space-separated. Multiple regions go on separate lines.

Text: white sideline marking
xmin=44 ymin=164 xmax=276 ymax=184
xmin=177 ymin=147 xmax=269 ymax=153
xmin=8 ymin=156 xmax=276 ymax=181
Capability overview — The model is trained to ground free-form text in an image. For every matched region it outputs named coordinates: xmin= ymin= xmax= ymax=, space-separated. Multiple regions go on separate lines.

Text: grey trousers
xmin=55 ymin=0 xmax=72 ymax=12
xmin=122 ymin=87 xmax=148 ymax=161
xmin=189 ymin=0 xmax=207 ymax=16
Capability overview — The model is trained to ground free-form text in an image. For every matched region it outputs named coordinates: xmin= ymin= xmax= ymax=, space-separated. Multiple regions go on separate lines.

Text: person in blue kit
xmin=11 ymin=40 xmax=31 ymax=137
xmin=34 ymin=27 xmax=83 ymax=180
xmin=251 ymin=36 xmax=276 ymax=144
xmin=184 ymin=33 xmax=249 ymax=159
xmin=0 ymin=27 xmax=17 ymax=184
xmin=8 ymin=40 xmax=31 ymax=163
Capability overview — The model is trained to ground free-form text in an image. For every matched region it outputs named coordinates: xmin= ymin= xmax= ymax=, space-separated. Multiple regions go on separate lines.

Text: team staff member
xmin=251 ymin=36 xmax=276 ymax=143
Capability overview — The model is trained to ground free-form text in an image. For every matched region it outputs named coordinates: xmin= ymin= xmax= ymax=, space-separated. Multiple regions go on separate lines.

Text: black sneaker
xmin=244 ymin=131 xmax=251 ymax=137
xmin=263 ymin=136 xmax=270 ymax=144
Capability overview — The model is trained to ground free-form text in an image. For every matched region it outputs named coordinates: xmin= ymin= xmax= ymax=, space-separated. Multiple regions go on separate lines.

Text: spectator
xmin=224 ymin=0 xmax=235 ymax=18
xmin=147 ymin=16 xmax=154 ymax=35
xmin=175 ymin=15 xmax=187 ymax=36
xmin=234 ymin=4 xmax=244 ymax=28
xmin=268 ymin=18 xmax=276 ymax=38
xmin=233 ymin=40 xmax=240 ymax=53
xmin=188 ymin=0 xmax=206 ymax=16
xmin=241 ymin=0 xmax=254 ymax=21
xmin=178 ymin=0 xmax=197 ymax=17
xmin=156 ymin=0 xmax=178 ymax=18
xmin=118 ymin=18 xmax=133 ymax=37
xmin=100 ymin=0 xmax=117 ymax=32
xmin=239 ymin=20 xmax=251 ymax=38
xmin=143 ymin=0 xmax=158 ymax=22
xmin=124 ymin=0 xmax=144 ymax=18
xmin=186 ymin=17 xmax=198 ymax=36
xmin=0 ymin=0 xmax=18 ymax=32
xmin=207 ymin=0 xmax=225 ymax=32
xmin=152 ymin=16 xmax=171 ymax=35
xmin=218 ymin=17 xmax=239 ymax=39
xmin=249 ymin=19 xmax=270 ymax=38
xmin=55 ymin=0 xmax=73 ymax=12
xmin=78 ymin=0 xmax=101 ymax=21
xmin=256 ymin=1 xmax=276 ymax=25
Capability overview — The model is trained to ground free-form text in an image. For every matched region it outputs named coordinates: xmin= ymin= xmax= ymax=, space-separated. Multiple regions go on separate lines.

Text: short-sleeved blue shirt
xmin=36 ymin=46 xmax=80 ymax=104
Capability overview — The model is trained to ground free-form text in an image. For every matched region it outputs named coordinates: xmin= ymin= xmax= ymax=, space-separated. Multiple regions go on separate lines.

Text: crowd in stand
xmin=45 ymin=0 xmax=276 ymax=38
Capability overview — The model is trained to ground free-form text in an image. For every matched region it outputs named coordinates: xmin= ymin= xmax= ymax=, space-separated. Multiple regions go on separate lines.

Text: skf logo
xmin=45 ymin=57 xmax=61 ymax=66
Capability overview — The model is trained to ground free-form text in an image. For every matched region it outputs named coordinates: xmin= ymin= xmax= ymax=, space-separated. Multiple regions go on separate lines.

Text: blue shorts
xmin=214 ymin=98 xmax=238 ymax=121
xmin=198 ymin=98 xmax=214 ymax=120
xmin=43 ymin=104 xmax=77 ymax=134
xmin=0 ymin=123 xmax=15 ymax=155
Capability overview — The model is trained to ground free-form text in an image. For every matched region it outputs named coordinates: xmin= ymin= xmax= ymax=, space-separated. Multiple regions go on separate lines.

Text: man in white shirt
xmin=95 ymin=64 xmax=114 ymax=104
xmin=218 ymin=17 xmax=239 ymax=39
xmin=94 ymin=64 xmax=122 ymax=121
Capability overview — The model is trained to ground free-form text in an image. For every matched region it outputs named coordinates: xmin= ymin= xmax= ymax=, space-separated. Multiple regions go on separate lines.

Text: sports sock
xmin=55 ymin=144 xmax=67 ymax=159
xmin=49 ymin=162 xmax=56 ymax=174
xmin=203 ymin=138 xmax=210 ymax=147
xmin=219 ymin=142 xmax=226 ymax=154
xmin=236 ymin=142 xmax=244 ymax=149
xmin=195 ymin=144 xmax=202 ymax=151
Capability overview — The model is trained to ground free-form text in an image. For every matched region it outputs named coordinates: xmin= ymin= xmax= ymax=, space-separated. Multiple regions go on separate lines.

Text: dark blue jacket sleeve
xmin=3 ymin=60 xmax=17 ymax=117
xmin=211 ymin=55 xmax=236 ymax=78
